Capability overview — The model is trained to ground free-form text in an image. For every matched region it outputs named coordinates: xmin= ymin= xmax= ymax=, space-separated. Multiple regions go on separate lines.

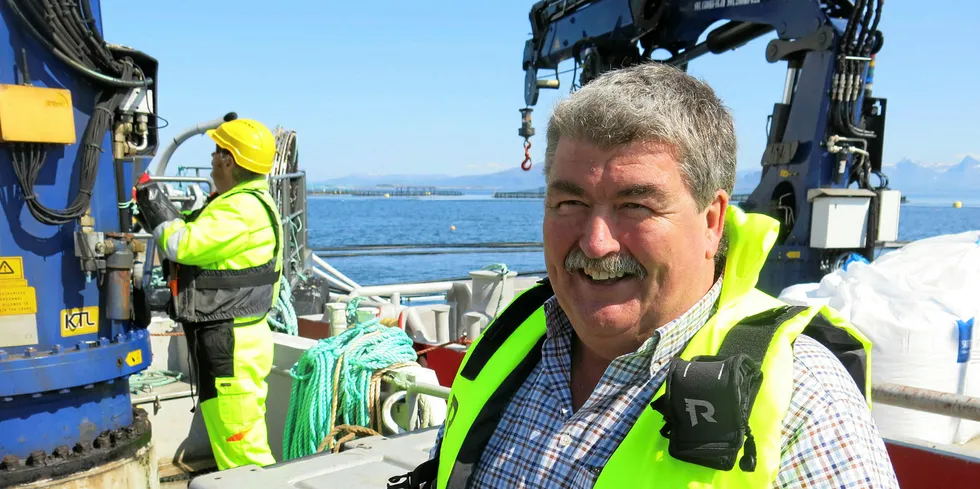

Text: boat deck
xmin=187 ymin=429 xmax=440 ymax=489
xmin=136 ymin=269 xmax=980 ymax=488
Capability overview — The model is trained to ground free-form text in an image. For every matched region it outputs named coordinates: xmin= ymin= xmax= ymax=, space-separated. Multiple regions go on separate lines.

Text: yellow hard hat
xmin=207 ymin=119 xmax=276 ymax=174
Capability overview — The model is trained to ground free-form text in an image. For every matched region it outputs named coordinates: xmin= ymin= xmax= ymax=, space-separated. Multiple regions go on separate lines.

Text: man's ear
xmin=704 ymin=190 xmax=729 ymax=260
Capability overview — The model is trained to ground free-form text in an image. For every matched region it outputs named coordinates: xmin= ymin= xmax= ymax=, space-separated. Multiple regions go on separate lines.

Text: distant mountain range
xmin=882 ymin=156 xmax=980 ymax=194
xmin=311 ymin=156 xmax=980 ymax=196
xmin=311 ymin=167 xmax=546 ymax=192
xmin=734 ymin=156 xmax=980 ymax=195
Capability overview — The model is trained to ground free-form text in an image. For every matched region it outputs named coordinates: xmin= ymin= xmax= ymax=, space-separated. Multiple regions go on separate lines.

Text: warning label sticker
xmin=0 ymin=257 xmax=25 ymax=281
xmin=125 ymin=350 xmax=143 ymax=367
xmin=61 ymin=306 xmax=99 ymax=337
xmin=0 ymin=286 xmax=37 ymax=316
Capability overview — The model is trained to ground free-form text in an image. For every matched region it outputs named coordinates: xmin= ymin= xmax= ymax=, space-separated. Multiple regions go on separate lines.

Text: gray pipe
xmin=150 ymin=112 xmax=238 ymax=176
xmin=872 ymin=382 xmax=980 ymax=423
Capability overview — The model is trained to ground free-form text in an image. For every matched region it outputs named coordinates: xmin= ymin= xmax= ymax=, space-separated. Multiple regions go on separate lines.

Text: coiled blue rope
xmin=282 ymin=297 xmax=418 ymax=460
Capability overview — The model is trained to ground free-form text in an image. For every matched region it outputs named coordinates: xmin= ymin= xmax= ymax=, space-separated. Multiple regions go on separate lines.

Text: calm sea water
xmin=306 ymin=193 xmax=980 ymax=287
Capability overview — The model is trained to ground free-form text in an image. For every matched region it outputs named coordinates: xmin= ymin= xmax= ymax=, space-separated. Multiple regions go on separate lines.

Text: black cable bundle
xmin=5 ymin=0 xmax=147 ymax=88
xmin=826 ymin=0 xmax=885 ymax=193
xmin=832 ymin=0 xmax=883 ymax=139
xmin=4 ymin=0 xmax=148 ymax=225
xmin=10 ymin=81 xmax=130 ymax=225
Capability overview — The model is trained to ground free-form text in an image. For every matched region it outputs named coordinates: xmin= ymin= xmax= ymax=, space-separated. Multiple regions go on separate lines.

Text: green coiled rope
xmin=268 ymin=275 xmax=298 ymax=335
xmin=282 ymin=297 xmax=418 ymax=460
xmin=129 ymin=369 xmax=183 ymax=394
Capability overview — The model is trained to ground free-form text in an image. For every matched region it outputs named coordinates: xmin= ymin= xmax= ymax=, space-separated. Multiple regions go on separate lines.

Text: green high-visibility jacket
xmin=154 ymin=178 xmax=284 ymax=325
xmin=434 ymin=206 xmax=873 ymax=488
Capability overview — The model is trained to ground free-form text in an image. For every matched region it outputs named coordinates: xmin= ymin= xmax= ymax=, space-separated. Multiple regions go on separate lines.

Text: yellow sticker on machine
xmin=61 ymin=306 xmax=99 ymax=337
xmin=0 ymin=256 xmax=25 ymax=281
xmin=125 ymin=349 xmax=143 ymax=367
xmin=0 ymin=286 xmax=37 ymax=316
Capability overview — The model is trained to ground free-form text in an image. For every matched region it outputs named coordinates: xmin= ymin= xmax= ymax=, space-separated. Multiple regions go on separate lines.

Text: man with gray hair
xmin=409 ymin=62 xmax=898 ymax=488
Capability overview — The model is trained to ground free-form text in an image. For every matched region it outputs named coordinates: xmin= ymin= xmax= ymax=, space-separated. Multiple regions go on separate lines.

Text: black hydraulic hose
xmin=80 ymin=0 xmax=108 ymax=47
xmin=861 ymin=0 xmax=884 ymax=56
xmin=855 ymin=0 xmax=871 ymax=51
xmin=64 ymin=0 xmax=120 ymax=73
xmin=832 ymin=58 xmax=849 ymax=135
xmin=848 ymin=1 xmax=882 ymax=139
xmin=15 ymin=0 xmax=82 ymax=64
xmin=840 ymin=95 xmax=869 ymax=138
xmin=832 ymin=99 xmax=843 ymax=134
xmin=833 ymin=84 xmax=857 ymax=138
xmin=830 ymin=1 xmax=882 ymax=144
xmin=33 ymin=0 xmax=88 ymax=66
xmin=74 ymin=0 xmax=124 ymax=73
xmin=863 ymin=193 xmax=880 ymax=261
xmin=855 ymin=0 xmax=875 ymax=55
xmin=50 ymin=0 xmax=122 ymax=74
xmin=65 ymin=4 xmax=98 ymax=63
xmin=835 ymin=0 xmax=864 ymax=137
xmin=44 ymin=0 xmax=93 ymax=64
xmin=844 ymin=60 xmax=874 ymax=137
xmin=5 ymin=0 xmax=151 ymax=89
xmin=114 ymin=158 xmax=131 ymax=232
xmin=841 ymin=0 xmax=864 ymax=55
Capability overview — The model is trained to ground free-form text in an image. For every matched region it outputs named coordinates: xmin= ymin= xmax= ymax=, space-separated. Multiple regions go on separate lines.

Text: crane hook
xmin=521 ymin=139 xmax=532 ymax=171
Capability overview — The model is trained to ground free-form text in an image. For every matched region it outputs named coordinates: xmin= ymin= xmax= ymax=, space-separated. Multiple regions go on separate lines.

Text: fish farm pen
xmin=493 ymin=189 xmax=752 ymax=203
xmin=493 ymin=188 xmax=545 ymax=198
xmin=310 ymin=186 xmax=463 ymax=197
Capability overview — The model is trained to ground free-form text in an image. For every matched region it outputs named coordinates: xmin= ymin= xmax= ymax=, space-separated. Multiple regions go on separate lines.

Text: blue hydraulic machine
xmin=0 ymin=0 xmax=160 ymax=486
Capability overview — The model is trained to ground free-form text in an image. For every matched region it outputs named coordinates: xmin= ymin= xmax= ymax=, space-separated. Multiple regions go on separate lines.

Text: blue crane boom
xmin=518 ymin=0 xmax=894 ymax=295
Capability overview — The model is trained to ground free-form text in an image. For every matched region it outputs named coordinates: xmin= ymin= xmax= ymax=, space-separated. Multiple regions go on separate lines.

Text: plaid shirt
xmin=430 ymin=277 xmax=899 ymax=488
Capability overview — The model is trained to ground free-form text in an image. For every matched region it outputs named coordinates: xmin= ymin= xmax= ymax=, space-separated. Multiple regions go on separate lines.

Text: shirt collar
xmin=543 ymin=275 xmax=724 ymax=372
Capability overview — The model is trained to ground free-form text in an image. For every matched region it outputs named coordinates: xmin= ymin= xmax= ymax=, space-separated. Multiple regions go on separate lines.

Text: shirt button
xmin=558 ymin=434 xmax=572 ymax=448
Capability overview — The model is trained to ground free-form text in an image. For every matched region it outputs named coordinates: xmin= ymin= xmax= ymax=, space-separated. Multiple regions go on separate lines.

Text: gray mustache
xmin=564 ymin=247 xmax=646 ymax=279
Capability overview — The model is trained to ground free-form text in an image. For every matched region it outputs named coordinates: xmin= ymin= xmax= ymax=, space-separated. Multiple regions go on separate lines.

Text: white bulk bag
xmin=778 ymin=231 xmax=980 ymax=445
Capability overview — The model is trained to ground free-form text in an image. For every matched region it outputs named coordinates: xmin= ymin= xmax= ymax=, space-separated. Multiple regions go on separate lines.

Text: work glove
xmin=134 ymin=174 xmax=182 ymax=233
xmin=132 ymin=205 xmax=150 ymax=233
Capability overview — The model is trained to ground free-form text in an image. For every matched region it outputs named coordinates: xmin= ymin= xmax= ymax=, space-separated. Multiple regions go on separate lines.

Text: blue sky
xmin=101 ymin=1 xmax=979 ymax=180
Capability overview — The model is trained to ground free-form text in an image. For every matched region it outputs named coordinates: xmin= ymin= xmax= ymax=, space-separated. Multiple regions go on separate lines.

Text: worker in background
xmin=134 ymin=118 xmax=283 ymax=471
xmin=408 ymin=63 xmax=899 ymax=488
